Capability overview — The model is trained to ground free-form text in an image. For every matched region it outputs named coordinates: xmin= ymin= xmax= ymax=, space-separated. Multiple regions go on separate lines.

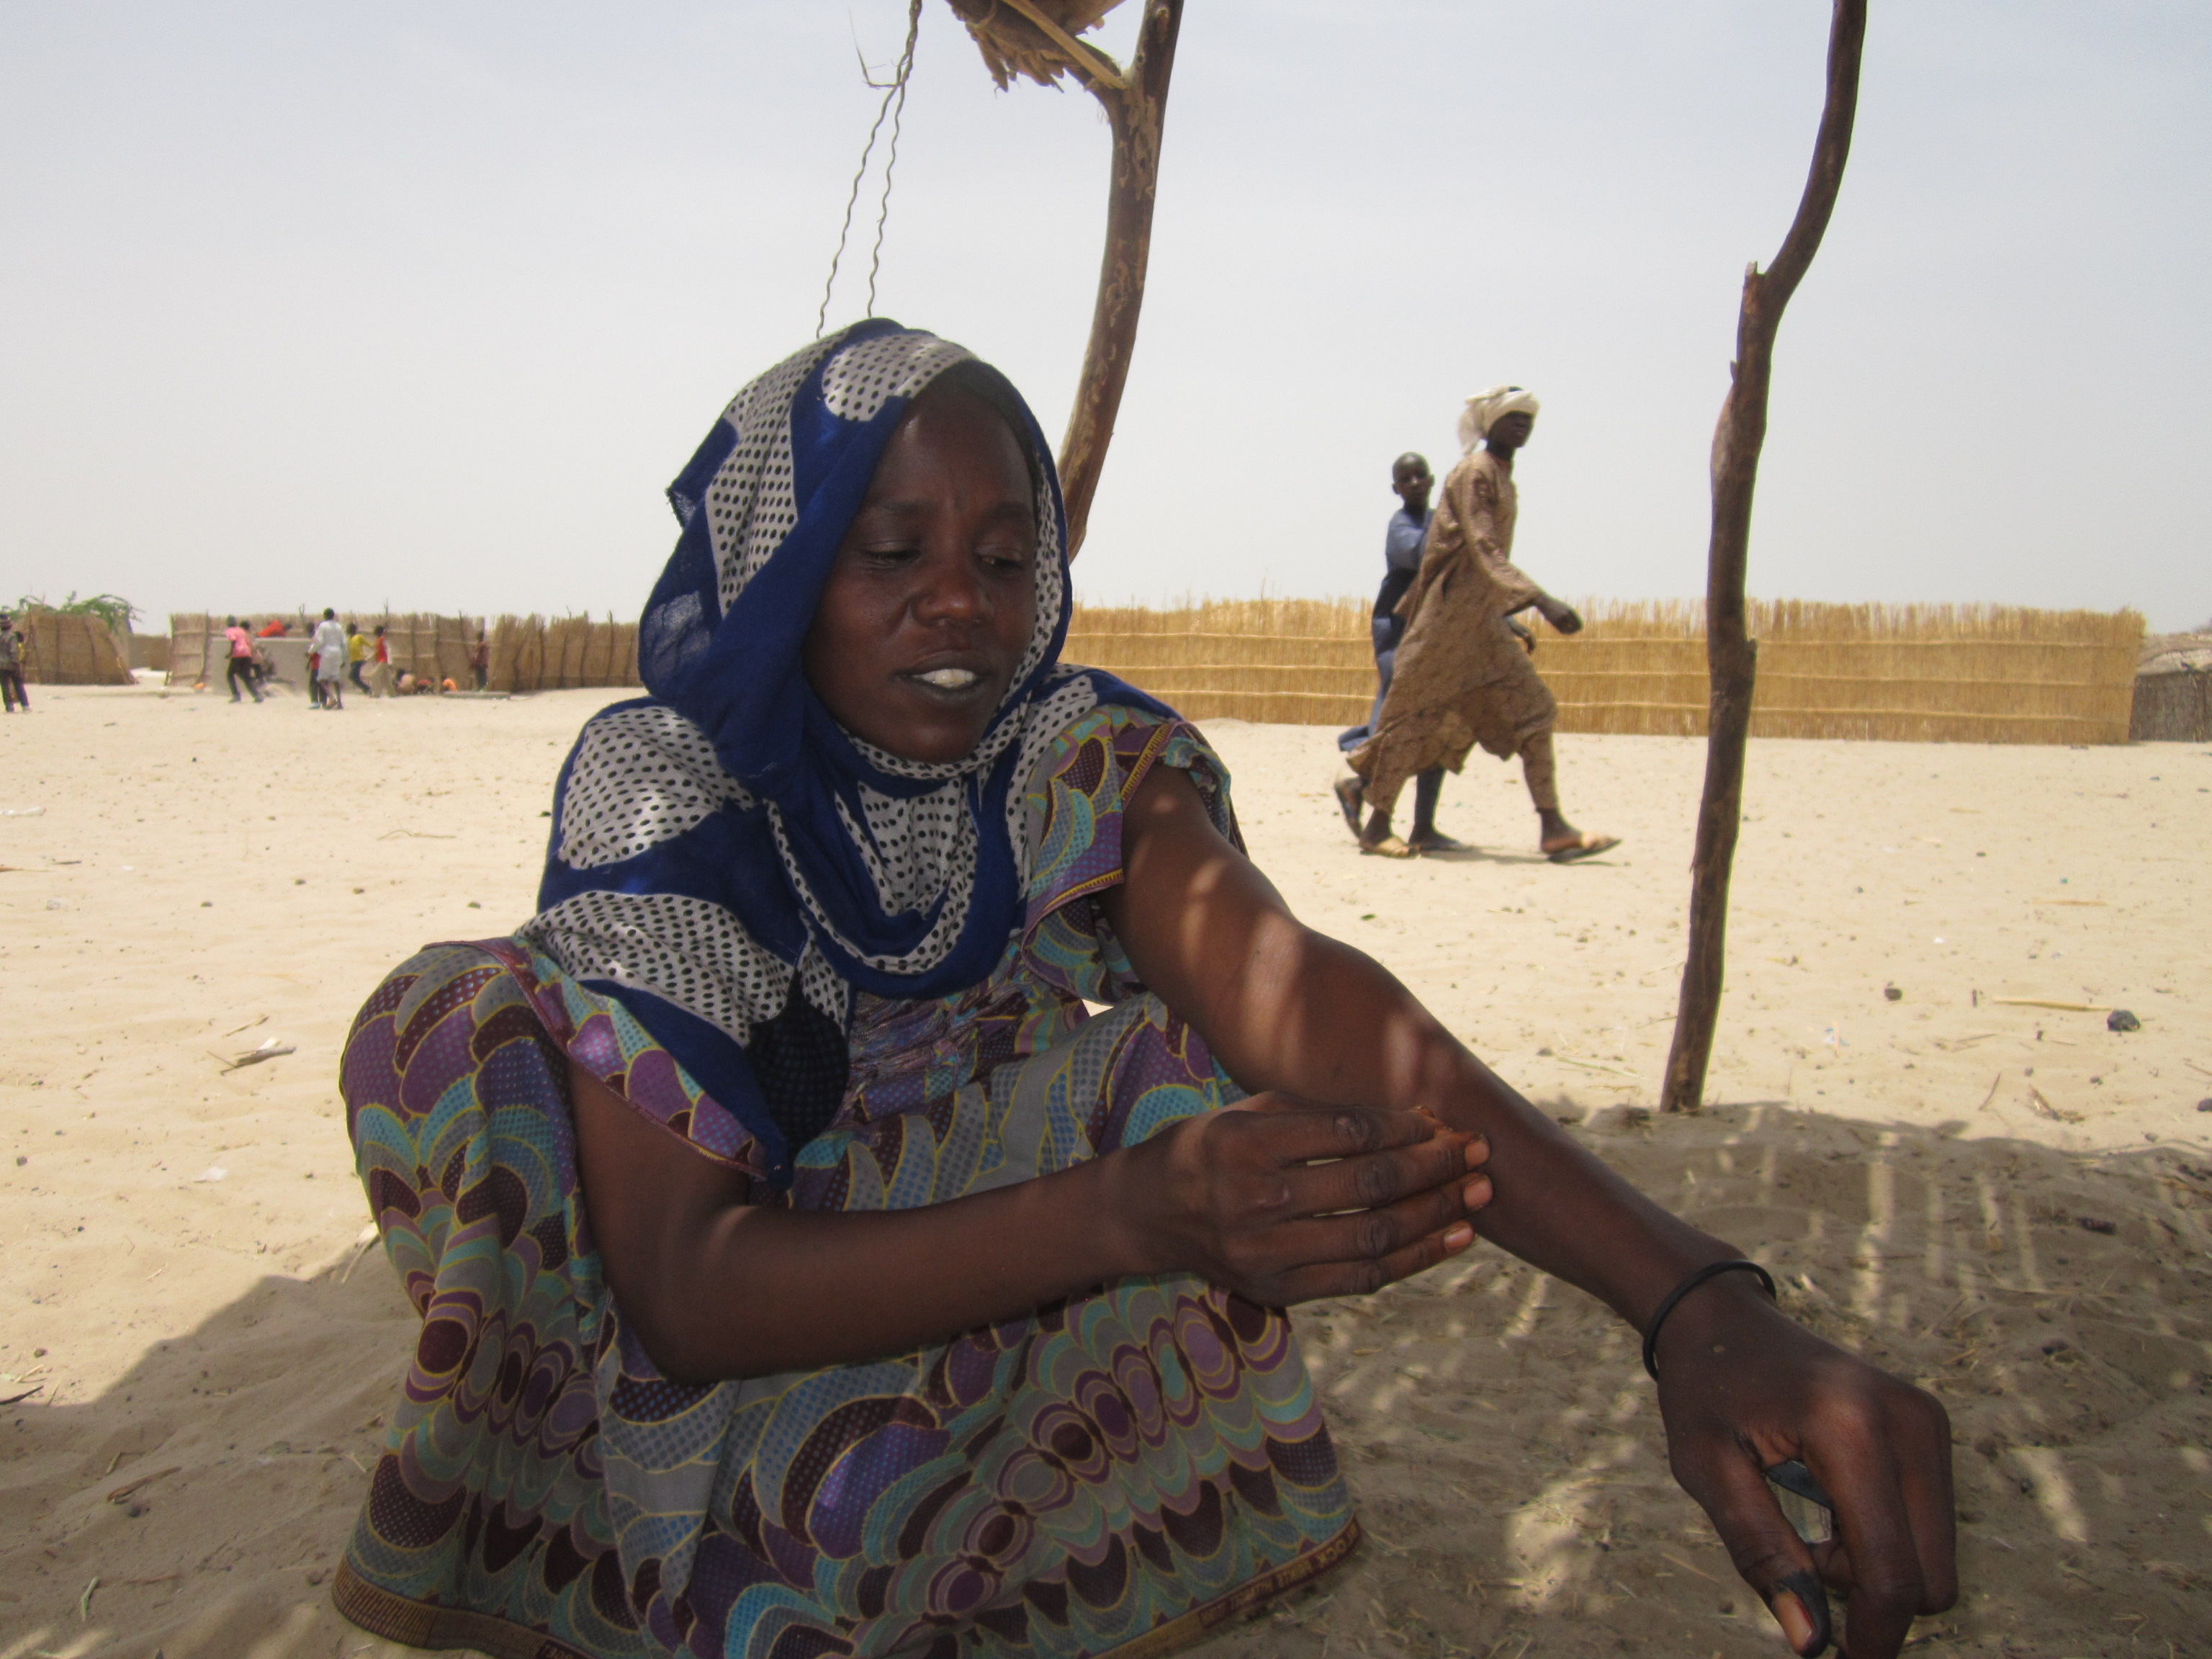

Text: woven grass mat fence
xmin=1065 ymin=599 xmax=2144 ymax=745
xmin=14 ymin=612 xmax=133 ymax=685
xmin=487 ymin=615 xmax=639 ymax=693
xmin=166 ymin=613 xmax=482 ymax=688
xmin=162 ymin=612 xmax=636 ymax=693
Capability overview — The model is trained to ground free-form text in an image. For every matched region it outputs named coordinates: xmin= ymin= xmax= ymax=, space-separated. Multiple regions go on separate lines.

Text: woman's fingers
xmin=1223 ymin=1096 xmax=1455 ymax=1167
xmin=1652 ymin=1295 xmax=1959 ymax=1659
xmin=1887 ymin=1390 xmax=1961 ymax=1611
xmin=1269 ymin=1215 xmax=1478 ymax=1303
xmin=1800 ymin=1407 xmax=1954 ymax=1658
xmin=1219 ymin=1097 xmax=1489 ymax=1220
xmin=1136 ymin=1098 xmax=1496 ymax=1300
xmin=1248 ymin=1176 xmax=1489 ymax=1300
xmin=1668 ymin=1438 xmax=1830 ymax=1655
xmin=1272 ymin=1123 xmax=1487 ymax=1219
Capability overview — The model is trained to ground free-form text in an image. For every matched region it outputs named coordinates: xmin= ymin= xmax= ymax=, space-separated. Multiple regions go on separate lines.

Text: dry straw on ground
xmin=1065 ymin=598 xmax=2144 ymax=745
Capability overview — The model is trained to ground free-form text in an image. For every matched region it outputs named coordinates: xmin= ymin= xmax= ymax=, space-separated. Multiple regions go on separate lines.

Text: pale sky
xmin=2 ymin=2 xmax=2206 ymax=630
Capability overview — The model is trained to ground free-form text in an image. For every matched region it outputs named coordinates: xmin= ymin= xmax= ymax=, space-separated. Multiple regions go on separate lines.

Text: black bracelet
xmin=1642 ymin=1259 xmax=1776 ymax=1380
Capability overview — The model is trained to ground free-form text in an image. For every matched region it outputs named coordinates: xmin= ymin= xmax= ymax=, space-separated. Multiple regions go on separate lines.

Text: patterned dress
xmin=335 ymin=706 xmax=1359 ymax=1659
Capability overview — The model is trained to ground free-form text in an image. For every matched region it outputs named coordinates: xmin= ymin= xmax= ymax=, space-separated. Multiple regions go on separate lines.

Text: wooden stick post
xmin=945 ymin=1 xmax=1184 ymax=555
xmin=1055 ymin=1 xmax=1183 ymax=558
xmin=1661 ymin=0 xmax=1868 ymax=1112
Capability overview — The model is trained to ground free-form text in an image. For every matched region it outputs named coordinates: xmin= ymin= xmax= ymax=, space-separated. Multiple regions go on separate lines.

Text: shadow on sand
xmin=4 ymin=1105 xmax=2207 ymax=1658
xmin=1398 ymin=845 xmax=1561 ymax=868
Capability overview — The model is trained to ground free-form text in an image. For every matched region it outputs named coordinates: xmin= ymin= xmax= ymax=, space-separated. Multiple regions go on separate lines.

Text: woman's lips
xmin=900 ymin=664 xmax=996 ymax=703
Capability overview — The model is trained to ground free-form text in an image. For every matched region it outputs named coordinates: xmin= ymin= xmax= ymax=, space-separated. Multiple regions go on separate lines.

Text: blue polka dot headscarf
xmin=520 ymin=320 xmax=1162 ymax=1182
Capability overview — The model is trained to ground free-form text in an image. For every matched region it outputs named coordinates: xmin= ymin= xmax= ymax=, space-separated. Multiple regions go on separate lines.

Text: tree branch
xmin=1662 ymin=0 xmax=1868 ymax=1113
xmin=1056 ymin=0 xmax=1184 ymax=558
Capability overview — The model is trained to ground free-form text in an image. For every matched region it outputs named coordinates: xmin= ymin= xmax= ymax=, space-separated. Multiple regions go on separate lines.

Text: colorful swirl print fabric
xmin=335 ymin=706 xmax=1359 ymax=1659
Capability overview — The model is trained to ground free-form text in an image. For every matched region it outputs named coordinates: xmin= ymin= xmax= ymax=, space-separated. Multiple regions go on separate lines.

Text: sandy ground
xmin=1 ymin=681 xmax=2208 ymax=1659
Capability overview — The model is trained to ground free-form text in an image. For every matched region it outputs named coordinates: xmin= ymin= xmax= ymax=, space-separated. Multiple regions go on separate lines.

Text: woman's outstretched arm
xmin=1102 ymin=765 xmax=1956 ymax=1659
xmin=1105 ymin=765 xmax=1705 ymax=1324
xmin=571 ymin=1058 xmax=1487 ymax=1386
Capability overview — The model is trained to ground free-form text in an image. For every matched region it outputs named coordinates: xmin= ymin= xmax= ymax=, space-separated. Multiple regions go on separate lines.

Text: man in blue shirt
xmin=1336 ymin=453 xmax=1464 ymax=851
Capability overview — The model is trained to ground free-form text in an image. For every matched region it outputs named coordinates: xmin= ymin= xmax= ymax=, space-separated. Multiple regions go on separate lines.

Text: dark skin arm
xmin=570 ymin=1067 xmax=1490 ymax=1382
xmin=1101 ymin=766 xmax=1955 ymax=1658
xmin=572 ymin=383 xmax=1493 ymax=1390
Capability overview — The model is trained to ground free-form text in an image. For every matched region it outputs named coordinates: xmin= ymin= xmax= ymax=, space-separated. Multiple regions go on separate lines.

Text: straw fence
xmin=148 ymin=599 xmax=2157 ymax=742
xmin=1064 ymin=599 xmax=2145 ymax=746
xmin=487 ymin=615 xmax=639 ymax=692
xmin=161 ymin=611 xmax=638 ymax=692
xmin=166 ymin=613 xmax=483 ymax=688
xmin=12 ymin=612 xmax=132 ymax=685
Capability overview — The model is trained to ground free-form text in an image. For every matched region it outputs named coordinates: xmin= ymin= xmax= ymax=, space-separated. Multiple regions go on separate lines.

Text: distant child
xmin=0 ymin=613 xmax=27 ymax=712
xmin=346 ymin=622 xmax=369 ymax=692
xmin=369 ymin=625 xmax=393 ymax=697
xmin=469 ymin=628 xmax=490 ymax=691
xmin=312 ymin=608 xmax=348 ymax=710
xmin=222 ymin=616 xmax=263 ymax=704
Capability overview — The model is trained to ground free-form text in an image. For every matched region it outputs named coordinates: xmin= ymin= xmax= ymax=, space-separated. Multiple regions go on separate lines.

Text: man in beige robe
xmin=1343 ymin=385 xmax=1619 ymax=862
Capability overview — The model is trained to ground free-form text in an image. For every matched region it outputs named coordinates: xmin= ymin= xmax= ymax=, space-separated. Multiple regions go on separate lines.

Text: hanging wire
xmin=815 ymin=0 xmax=924 ymax=337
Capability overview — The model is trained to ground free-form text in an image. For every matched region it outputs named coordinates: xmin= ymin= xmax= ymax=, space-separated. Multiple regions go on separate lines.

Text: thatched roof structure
xmin=945 ymin=1 xmax=1125 ymax=91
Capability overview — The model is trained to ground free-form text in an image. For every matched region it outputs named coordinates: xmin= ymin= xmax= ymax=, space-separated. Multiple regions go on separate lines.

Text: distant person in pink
xmin=223 ymin=616 xmax=264 ymax=704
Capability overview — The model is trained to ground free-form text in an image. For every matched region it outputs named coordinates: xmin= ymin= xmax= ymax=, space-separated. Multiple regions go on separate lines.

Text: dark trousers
xmin=0 ymin=668 xmax=25 ymax=711
xmin=349 ymin=661 xmax=368 ymax=691
xmin=1354 ymin=620 xmax=1443 ymax=833
xmin=227 ymin=657 xmax=262 ymax=702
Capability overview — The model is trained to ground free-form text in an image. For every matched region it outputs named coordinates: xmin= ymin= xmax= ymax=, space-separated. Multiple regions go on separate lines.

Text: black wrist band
xmin=1642 ymin=1259 xmax=1776 ymax=1380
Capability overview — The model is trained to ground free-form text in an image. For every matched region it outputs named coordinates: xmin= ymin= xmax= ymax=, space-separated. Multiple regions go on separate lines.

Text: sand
xmin=1 ymin=683 xmax=2207 ymax=1658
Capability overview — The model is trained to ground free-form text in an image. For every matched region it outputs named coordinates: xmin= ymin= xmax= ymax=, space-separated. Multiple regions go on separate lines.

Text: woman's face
xmin=803 ymin=385 xmax=1040 ymax=764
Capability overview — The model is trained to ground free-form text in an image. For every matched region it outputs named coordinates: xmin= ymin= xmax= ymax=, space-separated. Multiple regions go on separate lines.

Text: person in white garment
xmin=311 ymin=608 xmax=349 ymax=711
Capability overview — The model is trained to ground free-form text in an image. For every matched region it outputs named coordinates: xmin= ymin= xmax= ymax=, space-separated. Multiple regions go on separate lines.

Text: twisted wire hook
xmin=816 ymin=0 xmax=924 ymax=336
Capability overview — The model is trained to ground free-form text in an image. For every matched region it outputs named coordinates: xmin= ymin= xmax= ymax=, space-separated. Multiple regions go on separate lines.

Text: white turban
xmin=1458 ymin=385 xmax=1540 ymax=452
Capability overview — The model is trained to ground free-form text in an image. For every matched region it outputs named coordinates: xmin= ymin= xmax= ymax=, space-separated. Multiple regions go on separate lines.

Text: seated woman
xmin=335 ymin=324 xmax=1953 ymax=1659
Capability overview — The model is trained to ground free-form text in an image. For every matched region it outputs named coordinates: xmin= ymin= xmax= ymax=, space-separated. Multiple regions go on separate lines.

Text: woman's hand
xmin=1652 ymin=1277 xmax=1958 ymax=1658
xmin=1107 ymin=1095 xmax=1492 ymax=1305
xmin=1104 ymin=765 xmax=1959 ymax=1650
